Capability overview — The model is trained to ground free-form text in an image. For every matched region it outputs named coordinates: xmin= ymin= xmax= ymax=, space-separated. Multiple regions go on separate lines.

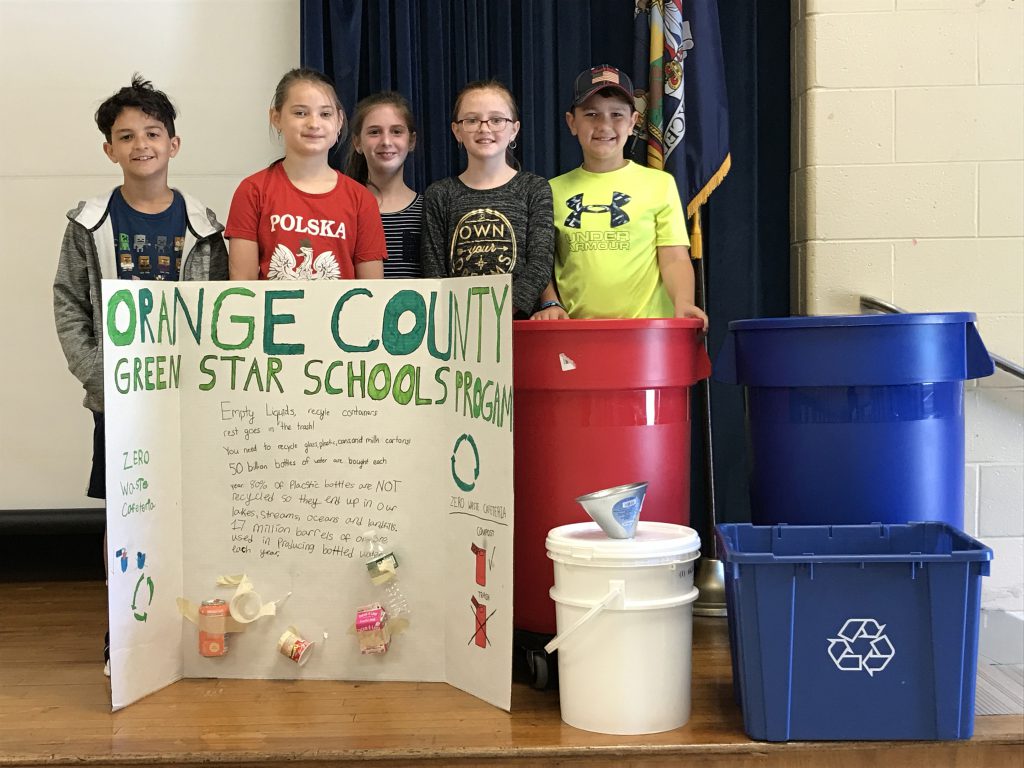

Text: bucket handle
xmin=544 ymin=580 xmax=624 ymax=654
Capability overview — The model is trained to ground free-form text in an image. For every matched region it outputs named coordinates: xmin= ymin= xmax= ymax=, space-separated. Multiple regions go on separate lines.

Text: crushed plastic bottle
xmin=364 ymin=531 xmax=409 ymax=618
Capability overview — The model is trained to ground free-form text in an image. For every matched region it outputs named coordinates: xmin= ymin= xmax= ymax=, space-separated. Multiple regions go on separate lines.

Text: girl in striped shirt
xmin=346 ymin=92 xmax=423 ymax=279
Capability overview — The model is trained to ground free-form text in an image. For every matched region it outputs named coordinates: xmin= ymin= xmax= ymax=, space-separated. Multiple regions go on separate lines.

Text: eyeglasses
xmin=454 ymin=116 xmax=514 ymax=131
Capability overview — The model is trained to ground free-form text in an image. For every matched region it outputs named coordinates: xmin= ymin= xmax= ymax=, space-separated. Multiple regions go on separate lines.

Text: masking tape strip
xmin=177 ymin=598 xmax=244 ymax=632
xmin=176 ymin=597 xmax=199 ymax=625
xmin=179 ymin=572 xmax=291 ymax=633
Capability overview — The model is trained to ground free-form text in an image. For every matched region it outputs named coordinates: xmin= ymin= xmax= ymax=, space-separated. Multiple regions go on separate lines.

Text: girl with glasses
xmin=421 ymin=80 xmax=555 ymax=317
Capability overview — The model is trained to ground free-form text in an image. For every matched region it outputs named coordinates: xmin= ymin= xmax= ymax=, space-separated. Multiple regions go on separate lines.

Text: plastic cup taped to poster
xmin=576 ymin=481 xmax=649 ymax=539
xmin=278 ymin=626 xmax=314 ymax=665
xmin=229 ymin=588 xmax=263 ymax=623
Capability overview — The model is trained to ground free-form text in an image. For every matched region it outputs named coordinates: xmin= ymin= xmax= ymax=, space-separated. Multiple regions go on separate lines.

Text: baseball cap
xmin=572 ymin=65 xmax=635 ymax=108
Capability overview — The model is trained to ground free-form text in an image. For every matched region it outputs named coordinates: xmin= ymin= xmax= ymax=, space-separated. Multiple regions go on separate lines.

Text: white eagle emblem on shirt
xmin=267 ymin=241 xmax=341 ymax=280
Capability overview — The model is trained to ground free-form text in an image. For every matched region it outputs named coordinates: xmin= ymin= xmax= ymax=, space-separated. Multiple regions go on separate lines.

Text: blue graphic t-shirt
xmin=109 ymin=189 xmax=187 ymax=280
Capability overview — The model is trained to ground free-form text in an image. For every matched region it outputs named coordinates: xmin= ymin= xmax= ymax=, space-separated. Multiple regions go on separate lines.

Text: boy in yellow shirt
xmin=536 ymin=65 xmax=707 ymax=327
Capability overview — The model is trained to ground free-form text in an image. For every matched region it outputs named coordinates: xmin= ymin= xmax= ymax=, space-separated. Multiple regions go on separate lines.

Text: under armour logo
xmin=564 ymin=192 xmax=631 ymax=229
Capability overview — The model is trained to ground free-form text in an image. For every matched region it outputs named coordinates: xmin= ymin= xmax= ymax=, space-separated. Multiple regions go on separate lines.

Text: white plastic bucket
xmin=545 ymin=521 xmax=701 ymax=735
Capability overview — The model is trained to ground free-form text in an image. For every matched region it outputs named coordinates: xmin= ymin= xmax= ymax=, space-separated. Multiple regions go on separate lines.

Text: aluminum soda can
xmin=199 ymin=599 xmax=229 ymax=657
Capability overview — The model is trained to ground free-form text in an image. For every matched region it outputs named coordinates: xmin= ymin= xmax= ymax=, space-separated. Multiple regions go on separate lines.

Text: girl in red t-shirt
xmin=225 ymin=68 xmax=385 ymax=280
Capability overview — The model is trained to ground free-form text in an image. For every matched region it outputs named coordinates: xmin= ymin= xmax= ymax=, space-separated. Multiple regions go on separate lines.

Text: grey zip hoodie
xmin=53 ymin=189 xmax=228 ymax=413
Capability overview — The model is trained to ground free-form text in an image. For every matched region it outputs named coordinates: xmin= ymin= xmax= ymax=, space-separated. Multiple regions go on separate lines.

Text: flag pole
xmin=635 ymin=0 xmax=731 ymax=615
xmin=690 ymin=205 xmax=727 ymax=617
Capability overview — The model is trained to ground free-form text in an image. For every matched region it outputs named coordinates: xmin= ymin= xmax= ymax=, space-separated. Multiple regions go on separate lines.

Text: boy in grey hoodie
xmin=52 ymin=74 xmax=227 ymax=672
xmin=54 ymin=74 xmax=227 ymax=497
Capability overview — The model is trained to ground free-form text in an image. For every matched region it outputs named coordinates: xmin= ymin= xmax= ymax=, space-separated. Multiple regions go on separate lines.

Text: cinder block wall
xmin=791 ymin=0 xmax=1023 ymax=613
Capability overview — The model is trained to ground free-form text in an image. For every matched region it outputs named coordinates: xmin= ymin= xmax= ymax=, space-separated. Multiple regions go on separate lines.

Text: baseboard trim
xmin=0 ymin=508 xmax=105 ymax=534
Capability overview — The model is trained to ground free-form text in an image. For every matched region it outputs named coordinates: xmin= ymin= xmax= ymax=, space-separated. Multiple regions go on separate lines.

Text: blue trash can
xmin=715 ymin=313 xmax=994 ymax=527
xmin=717 ymin=522 xmax=992 ymax=741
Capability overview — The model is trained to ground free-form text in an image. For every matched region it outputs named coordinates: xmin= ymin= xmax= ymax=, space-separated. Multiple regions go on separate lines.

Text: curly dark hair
xmin=95 ymin=73 xmax=177 ymax=142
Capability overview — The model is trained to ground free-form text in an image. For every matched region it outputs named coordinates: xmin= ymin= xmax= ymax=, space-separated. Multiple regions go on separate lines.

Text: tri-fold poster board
xmin=103 ymin=276 xmax=514 ymax=710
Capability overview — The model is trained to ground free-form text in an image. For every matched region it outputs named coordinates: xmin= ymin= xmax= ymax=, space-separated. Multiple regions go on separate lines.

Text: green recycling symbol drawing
xmin=132 ymin=573 xmax=155 ymax=622
xmin=451 ymin=433 xmax=480 ymax=492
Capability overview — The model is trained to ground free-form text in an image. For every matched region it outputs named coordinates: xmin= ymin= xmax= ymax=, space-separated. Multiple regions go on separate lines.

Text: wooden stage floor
xmin=0 ymin=581 xmax=1020 ymax=768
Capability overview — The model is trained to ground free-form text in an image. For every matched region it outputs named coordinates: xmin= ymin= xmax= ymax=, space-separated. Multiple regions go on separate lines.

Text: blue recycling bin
xmin=717 ymin=522 xmax=992 ymax=741
xmin=715 ymin=313 xmax=994 ymax=527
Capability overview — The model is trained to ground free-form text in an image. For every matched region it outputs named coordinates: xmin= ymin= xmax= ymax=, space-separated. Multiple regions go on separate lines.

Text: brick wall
xmin=791 ymin=0 xmax=1023 ymax=612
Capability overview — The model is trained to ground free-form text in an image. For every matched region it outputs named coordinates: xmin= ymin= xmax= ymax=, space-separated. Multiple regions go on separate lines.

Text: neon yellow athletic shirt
xmin=549 ymin=161 xmax=689 ymax=319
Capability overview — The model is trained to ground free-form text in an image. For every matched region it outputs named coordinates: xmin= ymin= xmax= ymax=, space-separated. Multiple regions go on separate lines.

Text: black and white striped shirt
xmin=382 ymin=194 xmax=424 ymax=279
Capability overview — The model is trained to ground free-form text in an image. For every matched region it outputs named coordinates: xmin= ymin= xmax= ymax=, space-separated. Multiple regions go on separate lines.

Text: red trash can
xmin=513 ymin=318 xmax=711 ymax=634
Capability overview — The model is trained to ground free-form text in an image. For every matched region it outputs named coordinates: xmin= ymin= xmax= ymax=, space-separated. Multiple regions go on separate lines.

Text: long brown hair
xmin=345 ymin=91 xmax=417 ymax=186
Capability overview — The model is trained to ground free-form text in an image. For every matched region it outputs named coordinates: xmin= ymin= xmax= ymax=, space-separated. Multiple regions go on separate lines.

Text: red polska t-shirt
xmin=225 ymin=161 xmax=386 ymax=280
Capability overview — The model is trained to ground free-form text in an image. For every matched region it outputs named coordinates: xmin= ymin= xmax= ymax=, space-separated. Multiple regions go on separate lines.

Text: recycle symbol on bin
xmin=827 ymin=618 xmax=895 ymax=676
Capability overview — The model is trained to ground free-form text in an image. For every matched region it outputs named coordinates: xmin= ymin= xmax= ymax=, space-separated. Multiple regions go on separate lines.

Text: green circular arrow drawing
xmin=132 ymin=573 xmax=155 ymax=622
xmin=451 ymin=433 xmax=480 ymax=492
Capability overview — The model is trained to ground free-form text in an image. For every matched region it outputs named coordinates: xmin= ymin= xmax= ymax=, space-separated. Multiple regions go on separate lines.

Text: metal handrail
xmin=859 ymin=296 xmax=1024 ymax=380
